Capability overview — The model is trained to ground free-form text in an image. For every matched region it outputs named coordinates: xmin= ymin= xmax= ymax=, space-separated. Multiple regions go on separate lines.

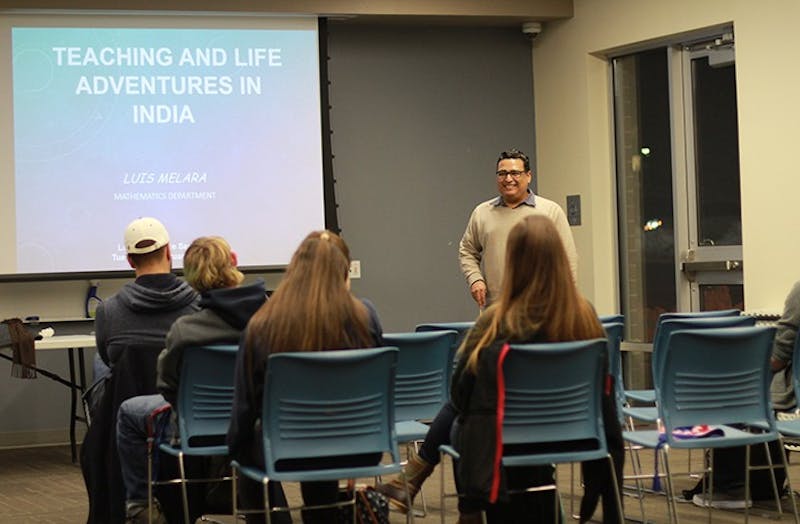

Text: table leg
xmin=68 ymin=348 xmax=77 ymax=463
xmin=78 ymin=347 xmax=87 ymax=392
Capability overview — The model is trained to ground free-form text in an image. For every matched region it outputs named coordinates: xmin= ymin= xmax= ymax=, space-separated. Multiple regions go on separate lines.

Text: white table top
xmin=35 ymin=334 xmax=96 ymax=351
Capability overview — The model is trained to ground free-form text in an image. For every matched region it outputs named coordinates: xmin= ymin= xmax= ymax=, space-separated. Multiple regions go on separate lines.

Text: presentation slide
xmin=0 ymin=14 xmax=325 ymax=277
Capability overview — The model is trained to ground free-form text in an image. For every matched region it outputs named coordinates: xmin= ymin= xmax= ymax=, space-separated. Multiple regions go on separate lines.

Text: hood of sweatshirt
xmin=117 ymin=273 xmax=199 ymax=313
xmin=199 ymin=279 xmax=267 ymax=331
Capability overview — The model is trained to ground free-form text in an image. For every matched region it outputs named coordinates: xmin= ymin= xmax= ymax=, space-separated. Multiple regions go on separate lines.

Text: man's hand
xmin=470 ymin=280 xmax=487 ymax=308
xmin=771 ymin=356 xmax=788 ymax=372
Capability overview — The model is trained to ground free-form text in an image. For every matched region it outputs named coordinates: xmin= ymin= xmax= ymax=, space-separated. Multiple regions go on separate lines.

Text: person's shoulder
xmin=97 ymin=288 xmax=125 ymax=314
xmin=171 ymin=307 xmax=218 ymax=327
xmin=468 ymin=197 xmax=501 ymax=218
xmin=531 ymin=192 xmax=559 ymax=208
xmin=358 ymin=298 xmax=380 ymax=320
xmin=477 ymin=196 xmax=500 ymax=209
xmin=785 ymin=281 xmax=800 ymax=302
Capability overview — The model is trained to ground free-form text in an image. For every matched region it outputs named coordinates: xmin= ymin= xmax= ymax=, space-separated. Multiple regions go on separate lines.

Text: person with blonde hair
xmin=116 ymin=236 xmax=274 ymax=524
xmin=450 ymin=214 xmax=622 ymax=523
xmin=227 ymin=230 xmax=384 ymax=523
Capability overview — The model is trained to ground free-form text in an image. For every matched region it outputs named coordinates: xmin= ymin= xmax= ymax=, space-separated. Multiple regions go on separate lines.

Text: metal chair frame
xmin=440 ymin=339 xmax=624 ymax=524
xmin=624 ymin=326 xmax=800 ymax=524
xmin=231 ymin=347 xmax=414 ymax=523
xmin=147 ymin=344 xmax=238 ymax=524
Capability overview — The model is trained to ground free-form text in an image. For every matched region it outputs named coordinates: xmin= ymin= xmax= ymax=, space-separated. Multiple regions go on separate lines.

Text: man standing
xmin=459 ymin=149 xmax=577 ymax=307
xmin=95 ymin=217 xmax=199 ymax=367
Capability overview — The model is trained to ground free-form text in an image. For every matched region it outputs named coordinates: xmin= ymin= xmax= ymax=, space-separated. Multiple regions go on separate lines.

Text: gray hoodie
xmin=771 ymin=281 xmax=800 ymax=411
xmin=95 ymin=273 xmax=199 ymax=365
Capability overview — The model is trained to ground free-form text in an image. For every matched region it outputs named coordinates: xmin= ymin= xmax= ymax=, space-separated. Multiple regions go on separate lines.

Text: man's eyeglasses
xmin=496 ymin=170 xmax=526 ymax=179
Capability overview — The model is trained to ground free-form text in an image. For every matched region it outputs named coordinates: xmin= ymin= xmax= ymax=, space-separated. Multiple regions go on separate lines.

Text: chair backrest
xmin=652 ymin=309 xmax=742 ymax=358
xmin=415 ymin=321 xmax=475 ymax=350
xmin=504 ymin=339 xmax=608 ymax=448
xmin=176 ymin=344 xmax=238 ymax=449
xmin=383 ymin=331 xmax=457 ymax=422
xmin=658 ymin=326 xmax=776 ymax=445
xmin=262 ymin=346 xmax=399 ymax=473
xmin=602 ymin=322 xmax=625 ymax=424
xmin=651 ymin=315 xmax=755 ymax=392
xmin=658 ymin=309 xmax=741 ymax=322
xmin=599 ymin=314 xmax=624 ymax=325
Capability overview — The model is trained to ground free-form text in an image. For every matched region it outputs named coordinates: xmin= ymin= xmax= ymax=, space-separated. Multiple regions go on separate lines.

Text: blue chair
xmin=148 ymin=344 xmax=238 ymax=524
xmin=383 ymin=330 xmax=457 ymax=516
xmin=624 ymin=326 xmax=800 ymax=523
xmin=570 ymin=323 xmax=631 ymax=519
xmin=659 ymin=308 xmax=741 ymax=321
xmin=415 ymin=321 xmax=474 ymax=357
xmin=603 ymin=322 xmax=625 ymax=425
xmin=623 ymin=315 xmax=755 ymax=422
xmin=416 ymin=321 xmax=475 ymax=381
xmin=599 ymin=314 xmax=625 ymax=325
xmin=440 ymin=339 xmax=623 ymax=524
xmin=624 ymin=310 xmax=742 ymax=405
xmin=231 ymin=347 xmax=414 ymax=523
xmin=383 ymin=331 xmax=458 ymax=442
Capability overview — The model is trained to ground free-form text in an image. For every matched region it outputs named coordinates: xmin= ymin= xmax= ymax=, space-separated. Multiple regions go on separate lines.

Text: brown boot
xmin=375 ymin=449 xmax=434 ymax=513
xmin=456 ymin=512 xmax=483 ymax=524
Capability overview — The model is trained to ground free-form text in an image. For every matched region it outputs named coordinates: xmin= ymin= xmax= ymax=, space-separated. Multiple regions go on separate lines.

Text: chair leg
xmin=762 ymin=440 xmax=783 ymax=516
xmin=177 ymin=452 xmax=191 ymax=524
xmin=625 ymin=440 xmax=646 ymax=522
xmin=263 ymin=480 xmax=271 ymax=524
xmin=606 ymin=454 xmax=625 ymax=524
xmin=707 ymin=448 xmax=714 ymax=524
xmin=352 ymin=482 xmax=357 ymax=524
xmin=232 ymin=467 xmax=239 ymax=522
xmin=661 ymin=446 xmax=680 ymax=524
xmin=440 ymin=452 xmax=446 ymax=524
xmin=147 ymin=442 xmax=153 ymax=524
xmin=411 ymin=441 xmax=428 ymax=517
xmin=569 ymin=462 xmax=577 ymax=519
xmin=777 ymin=436 xmax=800 ymax=524
xmin=744 ymin=445 xmax=751 ymax=524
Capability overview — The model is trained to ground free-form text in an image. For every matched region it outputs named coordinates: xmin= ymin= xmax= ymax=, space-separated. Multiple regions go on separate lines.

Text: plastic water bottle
xmin=85 ymin=281 xmax=102 ymax=318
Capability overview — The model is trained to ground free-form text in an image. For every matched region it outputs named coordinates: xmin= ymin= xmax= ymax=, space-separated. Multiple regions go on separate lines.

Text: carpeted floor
xmin=2 ymin=444 xmax=800 ymax=523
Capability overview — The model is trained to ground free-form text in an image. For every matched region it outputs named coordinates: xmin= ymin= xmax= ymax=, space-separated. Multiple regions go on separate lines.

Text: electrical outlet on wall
xmin=566 ymin=194 xmax=581 ymax=226
xmin=349 ymin=260 xmax=361 ymax=279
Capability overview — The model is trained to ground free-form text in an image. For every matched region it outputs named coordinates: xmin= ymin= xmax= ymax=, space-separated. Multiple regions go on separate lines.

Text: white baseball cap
xmin=124 ymin=217 xmax=170 ymax=255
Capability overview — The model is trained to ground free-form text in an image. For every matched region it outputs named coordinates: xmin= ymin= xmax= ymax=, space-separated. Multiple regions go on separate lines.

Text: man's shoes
xmin=692 ymin=492 xmax=752 ymax=509
xmin=125 ymin=499 xmax=168 ymax=524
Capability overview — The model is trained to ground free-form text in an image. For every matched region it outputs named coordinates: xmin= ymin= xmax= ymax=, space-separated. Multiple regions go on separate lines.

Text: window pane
xmin=699 ymin=284 xmax=744 ymax=311
xmin=614 ymin=48 xmax=676 ymax=343
xmin=692 ymin=56 xmax=742 ymax=246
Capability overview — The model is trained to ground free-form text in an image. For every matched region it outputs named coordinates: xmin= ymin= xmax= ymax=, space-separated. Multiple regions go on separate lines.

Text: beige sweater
xmin=458 ymin=194 xmax=578 ymax=302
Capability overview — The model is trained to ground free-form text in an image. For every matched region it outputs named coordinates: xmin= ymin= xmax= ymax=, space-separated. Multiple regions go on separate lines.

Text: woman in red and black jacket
xmin=450 ymin=214 xmax=623 ymax=524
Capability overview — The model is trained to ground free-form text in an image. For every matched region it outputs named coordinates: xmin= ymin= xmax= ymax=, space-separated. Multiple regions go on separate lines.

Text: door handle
xmin=681 ymin=260 xmax=743 ymax=273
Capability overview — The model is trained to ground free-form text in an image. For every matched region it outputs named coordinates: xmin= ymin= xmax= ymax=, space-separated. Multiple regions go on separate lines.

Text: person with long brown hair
xmin=450 ymin=214 xmax=622 ymax=523
xmin=227 ymin=230 xmax=384 ymax=523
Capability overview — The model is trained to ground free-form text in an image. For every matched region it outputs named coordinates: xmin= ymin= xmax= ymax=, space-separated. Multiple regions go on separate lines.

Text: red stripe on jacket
xmin=489 ymin=342 xmax=512 ymax=503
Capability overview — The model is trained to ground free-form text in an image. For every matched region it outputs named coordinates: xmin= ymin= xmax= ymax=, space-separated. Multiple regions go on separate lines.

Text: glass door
xmin=613 ymin=29 xmax=742 ymax=346
xmin=679 ymin=40 xmax=744 ymax=311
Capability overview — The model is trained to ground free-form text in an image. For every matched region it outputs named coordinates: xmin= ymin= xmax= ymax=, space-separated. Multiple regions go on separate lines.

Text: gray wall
xmin=0 ymin=23 xmax=535 ymax=444
xmin=327 ymin=24 xmax=535 ymax=331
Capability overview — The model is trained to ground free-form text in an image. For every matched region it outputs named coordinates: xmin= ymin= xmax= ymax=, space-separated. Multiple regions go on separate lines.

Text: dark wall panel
xmin=327 ymin=24 xmax=535 ymax=330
